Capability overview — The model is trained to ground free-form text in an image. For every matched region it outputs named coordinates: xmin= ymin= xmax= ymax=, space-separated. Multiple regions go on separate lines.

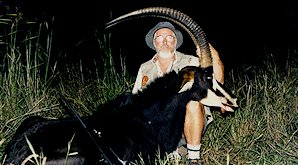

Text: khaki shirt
xmin=132 ymin=51 xmax=199 ymax=94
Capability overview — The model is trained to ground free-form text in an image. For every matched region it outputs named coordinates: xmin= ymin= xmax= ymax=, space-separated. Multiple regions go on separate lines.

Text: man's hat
xmin=145 ymin=21 xmax=183 ymax=50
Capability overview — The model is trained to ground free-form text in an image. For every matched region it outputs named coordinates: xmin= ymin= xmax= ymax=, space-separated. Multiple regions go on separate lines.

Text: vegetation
xmin=203 ymin=60 xmax=298 ymax=164
xmin=0 ymin=13 xmax=297 ymax=165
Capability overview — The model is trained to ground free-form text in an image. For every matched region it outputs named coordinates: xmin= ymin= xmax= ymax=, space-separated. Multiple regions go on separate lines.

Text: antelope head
xmin=104 ymin=7 xmax=238 ymax=110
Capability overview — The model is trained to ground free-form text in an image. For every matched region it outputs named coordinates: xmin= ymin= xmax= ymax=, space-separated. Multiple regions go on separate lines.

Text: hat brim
xmin=145 ymin=22 xmax=183 ymax=50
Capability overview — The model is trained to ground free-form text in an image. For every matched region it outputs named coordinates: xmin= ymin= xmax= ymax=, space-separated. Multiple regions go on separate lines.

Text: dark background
xmin=2 ymin=0 xmax=298 ymax=76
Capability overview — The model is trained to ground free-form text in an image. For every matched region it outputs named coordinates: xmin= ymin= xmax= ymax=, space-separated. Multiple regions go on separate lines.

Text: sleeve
xmin=190 ymin=56 xmax=200 ymax=66
xmin=132 ymin=67 xmax=143 ymax=94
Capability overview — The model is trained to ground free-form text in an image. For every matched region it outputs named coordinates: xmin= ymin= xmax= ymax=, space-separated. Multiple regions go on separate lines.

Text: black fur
xmin=3 ymin=66 xmax=213 ymax=165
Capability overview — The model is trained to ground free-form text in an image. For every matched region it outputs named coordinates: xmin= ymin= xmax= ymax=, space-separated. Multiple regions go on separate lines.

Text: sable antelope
xmin=3 ymin=7 xmax=238 ymax=165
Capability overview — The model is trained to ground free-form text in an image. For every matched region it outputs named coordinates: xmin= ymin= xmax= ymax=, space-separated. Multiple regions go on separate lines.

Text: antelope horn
xmin=105 ymin=7 xmax=212 ymax=68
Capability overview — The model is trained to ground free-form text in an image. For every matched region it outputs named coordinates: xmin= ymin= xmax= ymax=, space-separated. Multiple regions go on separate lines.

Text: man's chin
xmin=158 ymin=51 xmax=173 ymax=58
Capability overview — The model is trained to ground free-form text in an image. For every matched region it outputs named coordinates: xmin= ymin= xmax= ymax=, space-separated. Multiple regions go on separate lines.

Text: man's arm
xmin=132 ymin=68 xmax=143 ymax=94
xmin=209 ymin=44 xmax=224 ymax=84
xmin=209 ymin=45 xmax=232 ymax=113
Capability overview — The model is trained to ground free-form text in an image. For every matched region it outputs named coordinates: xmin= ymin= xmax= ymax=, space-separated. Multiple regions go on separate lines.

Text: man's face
xmin=153 ymin=28 xmax=177 ymax=57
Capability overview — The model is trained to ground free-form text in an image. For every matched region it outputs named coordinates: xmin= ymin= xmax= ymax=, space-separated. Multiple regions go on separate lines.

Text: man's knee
xmin=186 ymin=100 xmax=204 ymax=114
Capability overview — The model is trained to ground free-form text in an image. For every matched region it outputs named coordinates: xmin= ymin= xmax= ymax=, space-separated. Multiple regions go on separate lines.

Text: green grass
xmin=0 ymin=14 xmax=61 ymax=161
xmin=0 ymin=13 xmax=297 ymax=165
xmin=202 ymin=60 xmax=298 ymax=164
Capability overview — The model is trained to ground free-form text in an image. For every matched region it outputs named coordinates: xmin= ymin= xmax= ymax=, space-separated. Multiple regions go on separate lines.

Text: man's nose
xmin=163 ymin=38 xmax=171 ymax=45
xmin=162 ymin=38 xmax=167 ymax=43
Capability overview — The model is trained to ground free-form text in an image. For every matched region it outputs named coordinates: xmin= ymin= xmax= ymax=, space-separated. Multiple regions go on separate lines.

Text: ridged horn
xmin=105 ymin=7 xmax=212 ymax=68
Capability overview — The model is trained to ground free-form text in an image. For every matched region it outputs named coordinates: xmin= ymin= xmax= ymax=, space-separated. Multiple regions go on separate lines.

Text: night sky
xmin=5 ymin=0 xmax=298 ymax=75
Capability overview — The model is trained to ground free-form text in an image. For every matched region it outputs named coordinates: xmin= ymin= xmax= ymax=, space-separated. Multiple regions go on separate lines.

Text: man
xmin=132 ymin=21 xmax=226 ymax=164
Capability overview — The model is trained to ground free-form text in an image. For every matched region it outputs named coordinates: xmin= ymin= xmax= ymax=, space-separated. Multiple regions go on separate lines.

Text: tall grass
xmin=0 ymin=13 xmax=297 ymax=164
xmin=0 ymin=13 xmax=60 ymax=158
xmin=203 ymin=58 xmax=298 ymax=164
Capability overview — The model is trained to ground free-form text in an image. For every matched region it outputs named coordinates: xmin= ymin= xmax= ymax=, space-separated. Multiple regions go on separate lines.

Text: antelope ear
xmin=178 ymin=67 xmax=196 ymax=93
xmin=178 ymin=81 xmax=194 ymax=93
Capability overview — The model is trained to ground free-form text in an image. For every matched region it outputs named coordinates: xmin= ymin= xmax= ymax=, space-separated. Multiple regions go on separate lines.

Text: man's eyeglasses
xmin=154 ymin=35 xmax=176 ymax=43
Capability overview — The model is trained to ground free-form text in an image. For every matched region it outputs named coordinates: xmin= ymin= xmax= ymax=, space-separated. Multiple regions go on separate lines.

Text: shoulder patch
xmin=142 ymin=75 xmax=149 ymax=87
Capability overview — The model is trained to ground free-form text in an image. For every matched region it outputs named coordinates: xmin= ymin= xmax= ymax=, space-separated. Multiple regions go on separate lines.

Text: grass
xmin=0 ymin=13 xmax=297 ymax=165
xmin=202 ymin=60 xmax=298 ymax=164
xmin=0 ymin=13 xmax=59 ymax=137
